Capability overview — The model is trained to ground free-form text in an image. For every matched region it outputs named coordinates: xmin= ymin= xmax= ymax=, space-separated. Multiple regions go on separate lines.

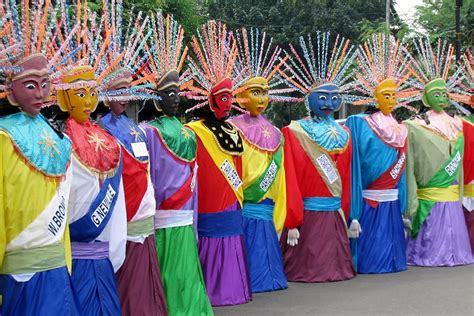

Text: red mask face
xmin=210 ymin=91 xmax=232 ymax=120
xmin=8 ymin=54 xmax=50 ymax=116
xmin=209 ymin=78 xmax=233 ymax=120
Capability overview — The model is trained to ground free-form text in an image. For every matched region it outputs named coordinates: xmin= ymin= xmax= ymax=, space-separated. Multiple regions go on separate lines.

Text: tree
xmin=201 ymin=0 xmax=391 ymax=124
xmin=415 ymin=0 xmax=474 ymax=50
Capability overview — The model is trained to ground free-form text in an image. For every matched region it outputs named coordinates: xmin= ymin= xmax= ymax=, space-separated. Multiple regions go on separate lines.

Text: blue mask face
xmin=307 ymin=84 xmax=342 ymax=118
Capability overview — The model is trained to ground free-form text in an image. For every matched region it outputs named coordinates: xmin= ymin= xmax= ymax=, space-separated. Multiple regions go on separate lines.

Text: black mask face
xmin=155 ymin=87 xmax=180 ymax=117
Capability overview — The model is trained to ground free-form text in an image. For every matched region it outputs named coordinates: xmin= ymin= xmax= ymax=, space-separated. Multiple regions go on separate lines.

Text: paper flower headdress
xmin=0 ymin=0 xmax=80 ymax=104
xmin=408 ymin=36 xmax=471 ymax=114
xmin=183 ymin=20 xmax=246 ymax=113
xmin=54 ymin=0 xmax=158 ymax=102
xmin=350 ymin=33 xmax=415 ymax=109
xmin=277 ymin=31 xmax=358 ymax=112
xmin=136 ymin=11 xmax=189 ymax=93
xmin=233 ymin=27 xmax=298 ymax=103
xmin=452 ymin=49 xmax=473 ymax=107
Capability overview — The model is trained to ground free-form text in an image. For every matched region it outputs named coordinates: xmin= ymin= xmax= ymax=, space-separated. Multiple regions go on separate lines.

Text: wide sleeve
xmin=345 ymin=116 xmax=363 ymax=222
xmin=458 ymin=139 xmax=464 ymax=203
xmin=398 ymin=169 xmax=407 ymax=215
xmin=271 ymin=143 xmax=287 ymax=233
xmin=62 ymin=163 xmax=74 ymax=274
xmin=282 ymin=127 xmax=304 ymax=229
xmin=339 ymin=127 xmax=352 ymax=221
xmin=107 ymin=177 xmax=127 ymax=272
xmin=404 ymin=121 xmax=419 ymax=220
xmin=0 ymin=132 xmax=6 ymax=267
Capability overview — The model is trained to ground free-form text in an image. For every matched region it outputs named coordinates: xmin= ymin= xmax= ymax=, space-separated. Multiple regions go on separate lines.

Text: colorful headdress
xmin=233 ymin=27 xmax=298 ymax=103
xmin=350 ymin=33 xmax=414 ymax=109
xmin=0 ymin=0 xmax=80 ymax=104
xmin=277 ymin=31 xmax=358 ymax=111
xmin=184 ymin=20 xmax=245 ymax=113
xmin=452 ymin=50 xmax=473 ymax=107
xmin=54 ymin=0 xmax=158 ymax=102
xmin=408 ymin=36 xmax=471 ymax=114
xmin=137 ymin=11 xmax=189 ymax=93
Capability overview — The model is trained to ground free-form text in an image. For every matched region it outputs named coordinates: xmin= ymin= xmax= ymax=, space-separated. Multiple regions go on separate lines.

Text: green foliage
xmin=204 ymin=0 xmax=388 ymax=47
xmin=201 ymin=0 xmax=391 ymax=124
xmin=393 ymin=105 xmax=418 ymax=122
xmin=264 ymin=102 xmax=308 ymax=128
xmin=158 ymin=0 xmax=204 ymax=38
xmin=415 ymin=0 xmax=474 ymax=50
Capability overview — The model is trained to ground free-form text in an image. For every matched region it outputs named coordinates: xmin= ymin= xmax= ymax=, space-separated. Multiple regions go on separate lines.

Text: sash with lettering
xmin=100 ymin=113 xmax=148 ymax=221
xmin=364 ymin=143 xmax=407 ymax=208
xmin=69 ymin=158 xmax=123 ymax=242
xmin=244 ymin=141 xmax=283 ymax=203
xmin=411 ymin=136 xmax=464 ymax=238
xmin=188 ymin=120 xmax=244 ymax=206
xmin=288 ymin=121 xmax=343 ymax=199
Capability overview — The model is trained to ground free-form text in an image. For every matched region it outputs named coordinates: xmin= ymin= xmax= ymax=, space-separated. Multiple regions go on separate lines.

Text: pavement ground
xmin=214 ymin=265 xmax=474 ymax=316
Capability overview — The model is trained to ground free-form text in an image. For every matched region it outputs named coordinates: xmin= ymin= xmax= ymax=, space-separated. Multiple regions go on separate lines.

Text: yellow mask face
xmin=374 ymin=78 xmax=396 ymax=115
xmin=237 ymin=77 xmax=270 ymax=117
xmin=57 ymin=66 xmax=99 ymax=124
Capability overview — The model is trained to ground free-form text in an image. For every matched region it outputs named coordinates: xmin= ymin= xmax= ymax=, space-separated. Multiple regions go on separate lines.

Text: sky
xmin=395 ymin=0 xmax=424 ymax=26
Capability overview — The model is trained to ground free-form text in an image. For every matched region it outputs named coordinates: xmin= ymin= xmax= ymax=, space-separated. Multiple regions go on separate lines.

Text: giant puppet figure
xmin=452 ymin=50 xmax=474 ymax=253
xmin=138 ymin=12 xmax=213 ymax=315
xmin=277 ymin=32 xmax=356 ymax=282
xmin=345 ymin=34 xmax=412 ymax=274
xmin=228 ymin=27 xmax=296 ymax=293
xmin=184 ymin=21 xmax=252 ymax=306
xmin=404 ymin=38 xmax=474 ymax=266
xmin=55 ymin=5 xmax=128 ymax=312
xmin=0 ymin=2 xmax=80 ymax=315
xmin=98 ymin=7 xmax=168 ymax=316
xmin=57 ymin=64 xmax=127 ymax=315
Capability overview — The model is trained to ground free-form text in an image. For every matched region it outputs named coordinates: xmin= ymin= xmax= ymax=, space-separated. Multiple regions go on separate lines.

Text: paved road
xmin=214 ymin=265 xmax=474 ymax=316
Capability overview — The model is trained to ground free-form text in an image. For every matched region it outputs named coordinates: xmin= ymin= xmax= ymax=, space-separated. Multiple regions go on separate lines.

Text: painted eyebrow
xmin=21 ymin=79 xmax=41 ymax=83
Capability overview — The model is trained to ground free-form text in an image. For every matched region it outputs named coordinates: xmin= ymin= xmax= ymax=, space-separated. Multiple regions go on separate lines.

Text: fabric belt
xmin=464 ymin=184 xmax=474 ymax=198
xmin=0 ymin=243 xmax=66 ymax=275
xmin=71 ymin=241 xmax=109 ymax=260
xmin=417 ymin=185 xmax=459 ymax=202
xmin=154 ymin=210 xmax=194 ymax=229
xmin=198 ymin=211 xmax=243 ymax=238
xmin=242 ymin=202 xmax=274 ymax=221
xmin=303 ymin=197 xmax=341 ymax=212
xmin=363 ymin=189 xmax=399 ymax=202
xmin=127 ymin=216 xmax=154 ymax=237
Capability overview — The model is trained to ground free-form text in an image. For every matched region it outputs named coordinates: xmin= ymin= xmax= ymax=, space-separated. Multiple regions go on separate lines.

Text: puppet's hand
xmin=348 ymin=219 xmax=362 ymax=238
xmin=287 ymin=228 xmax=300 ymax=246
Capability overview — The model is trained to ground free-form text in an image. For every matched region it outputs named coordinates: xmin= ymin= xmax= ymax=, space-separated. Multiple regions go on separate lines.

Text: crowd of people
xmin=0 ymin=1 xmax=473 ymax=315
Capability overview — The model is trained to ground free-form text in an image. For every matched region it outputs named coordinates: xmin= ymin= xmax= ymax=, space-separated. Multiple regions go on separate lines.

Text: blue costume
xmin=346 ymin=112 xmax=407 ymax=273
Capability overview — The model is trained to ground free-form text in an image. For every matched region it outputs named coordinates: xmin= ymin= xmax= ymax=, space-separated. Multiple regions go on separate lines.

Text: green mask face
xmin=422 ymin=78 xmax=449 ymax=113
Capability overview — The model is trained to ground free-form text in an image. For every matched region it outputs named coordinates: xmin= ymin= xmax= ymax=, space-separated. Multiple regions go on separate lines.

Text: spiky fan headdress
xmin=54 ymin=0 xmax=158 ymax=102
xmin=277 ymin=31 xmax=358 ymax=113
xmin=408 ymin=36 xmax=470 ymax=114
xmin=0 ymin=0 xmax=81 ymax=104
xmin=233 ymin=27 xmax=298 ymax=103
xmin=350 ymin=33 xmax=415 ymax=110
xmin=183 ymin=20 xmax=247 ymax=113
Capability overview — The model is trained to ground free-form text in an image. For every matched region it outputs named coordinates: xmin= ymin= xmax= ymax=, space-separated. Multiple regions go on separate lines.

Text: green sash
xmin=244 ymin=140 xmax=284 ymax=203
xmin=411 ymin=136 xmax=464 ymax=238
xmin=0 ymin=243 xmax=66 ymax=274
